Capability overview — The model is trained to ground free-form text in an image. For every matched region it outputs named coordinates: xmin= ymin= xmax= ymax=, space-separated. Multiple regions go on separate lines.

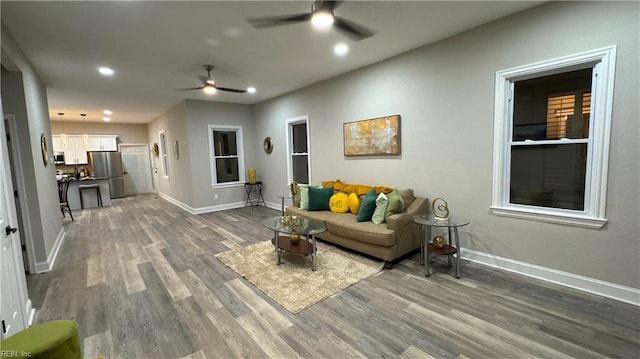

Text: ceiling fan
xmin=178 ymin=65 xmax=248 ymax=94
xmin=246 ymin=0 xmax=375 ymax=41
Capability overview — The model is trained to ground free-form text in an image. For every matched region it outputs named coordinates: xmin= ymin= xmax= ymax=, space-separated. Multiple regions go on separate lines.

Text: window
xmin=158 ymin=130 xmax=169 ymax=179
xmin=286 ymin=116 xmax=310 ymax=184
xmin=208 ymin=125 xmax=245 ymax=187
xmin=491 ymin=46 xmax=616 ymax=228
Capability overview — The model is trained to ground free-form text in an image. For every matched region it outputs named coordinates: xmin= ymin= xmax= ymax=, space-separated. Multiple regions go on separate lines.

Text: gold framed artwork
xmin=343 ymin=115 xmax=401 ymax=157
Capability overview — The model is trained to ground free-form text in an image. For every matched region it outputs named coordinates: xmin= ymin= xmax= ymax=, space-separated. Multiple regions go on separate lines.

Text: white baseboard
xmin=158 ymin=192 xmax=244 ymax=214
xmin=461 ymin=248 xmax=640 ymax=306
xmin=35 ymin=228 xmax=65 ymax=273
xmin=25 ymin=300 xmax=35 ymax=326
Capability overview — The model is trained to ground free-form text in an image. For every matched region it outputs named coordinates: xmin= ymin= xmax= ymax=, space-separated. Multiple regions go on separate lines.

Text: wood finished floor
xmin=27 ymin=194 xmax=639 ymax=359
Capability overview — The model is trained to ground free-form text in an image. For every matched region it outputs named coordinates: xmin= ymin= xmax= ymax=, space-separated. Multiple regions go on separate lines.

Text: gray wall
xmin=1 ymin=24 xmax=62 ymax=264
xmin=146 ymin=101 xmax=192 ymax=205
xmin=185 ymin=100 xmax=255 ymax=209
xmin=253 ymin=2 xmax=639 ymax=289
xmin=146 ymin=100 xmax=254 ymax=209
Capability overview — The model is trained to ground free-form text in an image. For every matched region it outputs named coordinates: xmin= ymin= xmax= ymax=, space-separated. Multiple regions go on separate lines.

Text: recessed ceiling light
xmin=103 ymin=110 xmax=112 ymax=115
xmin=98 ymin=67 xmax=115 ymax=76
xmin=247 ymin=87 xmax=257 ymax=94
xmin=334 ymin=43 xmax=349 ymax=56
xmin=103 ymin=117 xmax=111 ymax=122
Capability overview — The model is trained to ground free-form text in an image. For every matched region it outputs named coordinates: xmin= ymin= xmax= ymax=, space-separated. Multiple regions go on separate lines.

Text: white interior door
xmin=0 ymin=118 xmax=28 ymax=339
xmin=119 ymin=144 xmax=153 ymax=195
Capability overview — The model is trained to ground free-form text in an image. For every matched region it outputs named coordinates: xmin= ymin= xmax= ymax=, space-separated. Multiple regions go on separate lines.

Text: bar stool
xmin=78 ymin=184 xmax=103 ymax=209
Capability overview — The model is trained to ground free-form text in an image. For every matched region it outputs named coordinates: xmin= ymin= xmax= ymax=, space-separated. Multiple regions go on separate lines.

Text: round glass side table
xmin=413 ymin=214 xmax=469 ymax=278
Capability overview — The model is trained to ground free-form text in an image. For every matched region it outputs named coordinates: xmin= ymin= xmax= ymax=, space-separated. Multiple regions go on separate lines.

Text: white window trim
xmin=491 ymin=46 xmax=616 ymax=229
xmin=208 ymin=125 xmax=246 ymax=188
xmin=158 ymin=130 xmax=169 ymax=180
xmin=285 ymin=115 xmax=311 ymax=185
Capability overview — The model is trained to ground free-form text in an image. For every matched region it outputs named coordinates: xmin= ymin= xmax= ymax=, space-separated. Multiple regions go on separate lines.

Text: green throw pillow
xmin=308 ymin=186 xmax=334 ymax=211
xmin=385 ymin=189 xmax=405 ymax=220
xmin=356 ymin=189 xmax=378 ymax=222
xmin=371 ymin=192 xmax=389 ymax=224
xmin=299 ymin=185 xmax=311 ymax=210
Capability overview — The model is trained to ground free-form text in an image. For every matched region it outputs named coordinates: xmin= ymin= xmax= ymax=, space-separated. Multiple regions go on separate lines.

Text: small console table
xmin=413 ymin=214 xmax=469 ymax=279
xmin=244 ymin=182 xmax=265 ymax=209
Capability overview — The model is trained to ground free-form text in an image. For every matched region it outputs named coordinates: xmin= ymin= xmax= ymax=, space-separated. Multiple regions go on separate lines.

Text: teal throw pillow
xmin=371 ymin=192 xmax=389 ymax=224
xmin=308 ymin=186 xmax=334 ymax=211
xmin=356 ymin=189 xmax=378 ymax=222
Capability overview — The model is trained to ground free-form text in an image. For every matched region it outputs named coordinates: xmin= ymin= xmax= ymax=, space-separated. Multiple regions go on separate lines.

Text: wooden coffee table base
xmin=271 ymin=235 xmax=317 ymax=271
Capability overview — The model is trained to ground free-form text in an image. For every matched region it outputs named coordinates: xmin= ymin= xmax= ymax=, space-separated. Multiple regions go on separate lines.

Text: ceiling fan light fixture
xmin=247 ymin=87 xmax=256 ymax=94
xmin=203 ymin=84 xmax=217 ymax=95
xmin=311 ymin=11 xmax=334 ymax=29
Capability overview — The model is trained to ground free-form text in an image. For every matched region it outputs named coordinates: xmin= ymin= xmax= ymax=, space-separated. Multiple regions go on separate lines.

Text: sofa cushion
xmin=397 ymin=188 xmax=415 ymax=210
xmin=348 ymin=192 xmax=360 ymax=214
xmin=308 ymin=186 xmax=333 ymax=211
xmin=286 ymin=206 xmax=331 ymax=223
xmin=356 ymin=189 xmax=377 ymax=222
xmin=297 ymin=184 xmax=312 ymax=210
xmin=326 ymin=214 xmax=396 ymax=247
xmin=385 ymin=189 xmax=404 ymax=220
xmin=329 ymin=192 xmax=349 ymax=213
xmin=371 ymin=192 xmax=388 ymax=224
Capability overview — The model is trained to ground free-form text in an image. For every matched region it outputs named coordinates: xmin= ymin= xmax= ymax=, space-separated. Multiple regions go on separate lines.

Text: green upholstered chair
xmin=0 ymin=320 xmax=81 ymax=359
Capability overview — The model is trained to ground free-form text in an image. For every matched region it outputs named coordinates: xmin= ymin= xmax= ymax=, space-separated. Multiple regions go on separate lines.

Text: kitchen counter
xmin=65 ymin=178 xmax=112 ymax=210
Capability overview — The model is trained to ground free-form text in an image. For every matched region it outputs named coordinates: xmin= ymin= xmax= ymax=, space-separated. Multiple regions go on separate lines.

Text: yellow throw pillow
xmin=329 ymin=192 xmax=350 ymax=213
xmin=348 ymin=192 xmax=360 ymax=214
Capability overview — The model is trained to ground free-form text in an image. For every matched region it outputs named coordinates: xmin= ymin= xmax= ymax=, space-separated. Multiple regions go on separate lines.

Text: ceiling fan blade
xmin=215 ymin=86 xmax=247 ymax=93
xmin=177 ymin=86 xmax=205 ymax=91
xmin=333 ymin=16 xmax=375 ymax=40
xmin=247 ymin=13 xmax=312 ymax=28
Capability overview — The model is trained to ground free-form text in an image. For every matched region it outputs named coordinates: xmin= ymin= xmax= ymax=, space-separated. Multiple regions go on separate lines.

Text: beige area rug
xmin=216 ymin=240 xmax=384 ymax=313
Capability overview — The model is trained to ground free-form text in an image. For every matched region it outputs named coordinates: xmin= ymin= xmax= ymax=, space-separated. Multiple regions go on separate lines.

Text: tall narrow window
xmin=492 ymin=46 xmax=616 ymax=228
xmin=510 ymin=69 xmax=592 ymax=211
xmin=286 ymin=116 xmax=310 ymax=184
xmin=208 ymin=125 xmax=245 ymax=186
xmin=159 ymin=130 xmax=169 ymax=179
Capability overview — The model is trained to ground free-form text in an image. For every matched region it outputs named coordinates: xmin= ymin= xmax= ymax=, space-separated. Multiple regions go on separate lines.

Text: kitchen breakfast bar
xmin=64 ymin=178 xmax=112 ymax=210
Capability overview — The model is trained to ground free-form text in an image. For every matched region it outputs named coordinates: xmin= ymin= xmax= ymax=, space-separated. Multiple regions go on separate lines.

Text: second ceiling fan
xmin=246 ymin=1 xmax=375 ymax=41
xmin=178 ymin=65 xmax=249 ymax=94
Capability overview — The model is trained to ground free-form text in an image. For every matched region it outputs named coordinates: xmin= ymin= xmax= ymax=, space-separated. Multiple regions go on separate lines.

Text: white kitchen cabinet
xmin=86 ymin=135 xmax=118 ymax=151
xmin=52 ymin=135 xmax=88 ymax=165
xmin=51 ymin=135 xmax=64 ymax=152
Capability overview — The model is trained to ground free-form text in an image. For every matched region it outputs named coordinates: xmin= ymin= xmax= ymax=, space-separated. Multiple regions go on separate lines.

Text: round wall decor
xmin=263 ymin=137 xmax=273 ymax=154
xmin=40 ymin=133 xmax=49 ymax=167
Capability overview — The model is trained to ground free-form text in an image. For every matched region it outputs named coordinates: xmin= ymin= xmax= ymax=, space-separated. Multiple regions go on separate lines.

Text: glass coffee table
xmin=262 ymin=216 xmax=326 ymax=271
xmin=413 ymin=214 xmax=469 ymax=278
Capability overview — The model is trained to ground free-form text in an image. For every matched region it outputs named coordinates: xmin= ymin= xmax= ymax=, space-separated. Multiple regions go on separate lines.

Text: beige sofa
xmin=286 ymin=195 xmax=428 ymax=263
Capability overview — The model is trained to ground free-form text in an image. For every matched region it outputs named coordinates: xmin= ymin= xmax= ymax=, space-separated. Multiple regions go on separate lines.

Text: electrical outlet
xmin=214 ymin=194 xmax=218 ymax=200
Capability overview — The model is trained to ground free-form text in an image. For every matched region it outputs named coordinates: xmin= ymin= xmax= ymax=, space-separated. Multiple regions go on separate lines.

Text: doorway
xmin=119 ymin=143 xmax=153 ymax=195
xmin=3 ymin=115 xmax=36 ymax=274
xmin=1 ymin=113 xmax=32 ymax=338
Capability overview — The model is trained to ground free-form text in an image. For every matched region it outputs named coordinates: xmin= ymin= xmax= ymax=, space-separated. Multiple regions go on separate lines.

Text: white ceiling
xmin=1 ymin=1 xmax=543 ymax=124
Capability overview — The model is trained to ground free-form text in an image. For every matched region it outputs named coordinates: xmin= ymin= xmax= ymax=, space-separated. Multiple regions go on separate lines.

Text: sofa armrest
xmin=386 ymin=197 xmax=429 ymax=231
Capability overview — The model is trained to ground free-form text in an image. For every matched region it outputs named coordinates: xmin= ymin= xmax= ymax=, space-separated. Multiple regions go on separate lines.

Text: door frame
xmin=4 ymin=114 xmax=36 ymax=274
xmin=118 ymin=143 xmax=154 ymax=195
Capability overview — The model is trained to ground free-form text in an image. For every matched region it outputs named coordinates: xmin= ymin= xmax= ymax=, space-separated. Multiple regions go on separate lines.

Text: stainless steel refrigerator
xmin=89 ymin=151 xmax=126 ymax=198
